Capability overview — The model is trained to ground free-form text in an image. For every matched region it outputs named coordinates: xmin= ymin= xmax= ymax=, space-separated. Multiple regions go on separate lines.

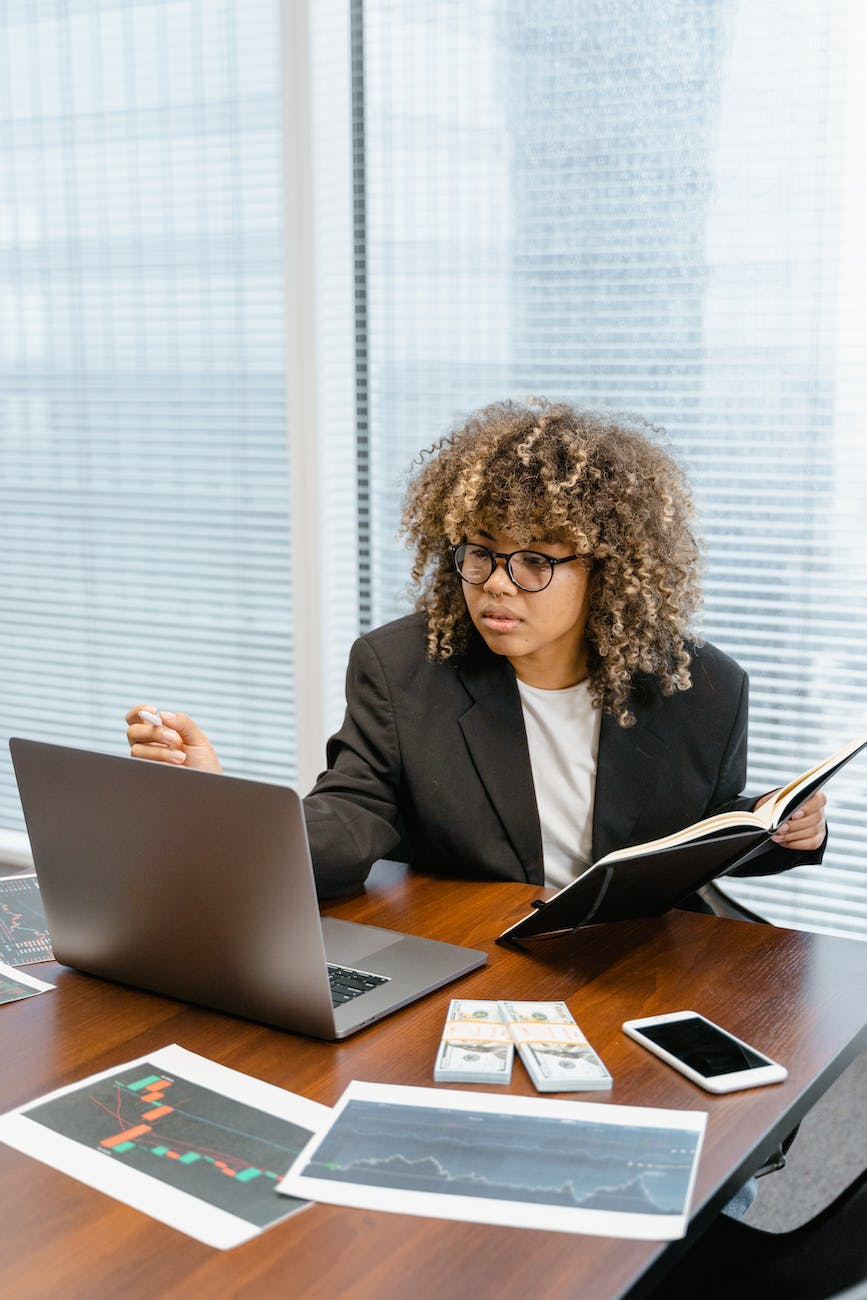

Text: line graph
xmin=23 ymin=1062 xmax=311 ymax=1226
xmin=0 ymin=875 xmax=53 ymax=966
xmin=304 ymin=1099 xmax=701 ymax=1215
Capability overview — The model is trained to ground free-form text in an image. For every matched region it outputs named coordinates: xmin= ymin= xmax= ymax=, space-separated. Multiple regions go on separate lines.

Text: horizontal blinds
xmin=360 ymin=0 xmax=867 ymax=938
xmin=0 ymin=0 xmax=295 ymax=833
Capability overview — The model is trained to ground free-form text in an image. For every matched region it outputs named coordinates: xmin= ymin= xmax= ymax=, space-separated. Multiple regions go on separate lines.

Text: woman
xmin=126 ymin=398 xmax=826 ymax=899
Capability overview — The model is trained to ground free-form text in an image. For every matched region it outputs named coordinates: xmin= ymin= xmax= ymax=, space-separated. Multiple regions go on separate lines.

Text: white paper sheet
xmin=278 ymin=1080 xmax=706 ymax=1240
xmin=0 ymin=1043 xmax=330 ymax=1249
xmin=0 ymin=959 xmax=54 ymax=1003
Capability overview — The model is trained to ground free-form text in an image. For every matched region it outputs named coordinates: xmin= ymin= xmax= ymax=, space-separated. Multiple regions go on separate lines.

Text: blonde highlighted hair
xmin=401 ymin=398 xmax=703 ymax=725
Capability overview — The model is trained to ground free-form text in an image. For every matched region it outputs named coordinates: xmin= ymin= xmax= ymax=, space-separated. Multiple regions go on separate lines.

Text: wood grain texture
xmin=1 ymin=865 xmax=865 ymax=1300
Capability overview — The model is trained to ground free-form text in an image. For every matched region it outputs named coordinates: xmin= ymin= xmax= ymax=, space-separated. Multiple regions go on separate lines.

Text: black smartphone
xmin=622 ymin=1011 xmax=787 ymax=1093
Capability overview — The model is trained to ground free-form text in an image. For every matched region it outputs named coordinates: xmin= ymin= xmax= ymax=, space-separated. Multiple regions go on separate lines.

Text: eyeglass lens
xmin=454 ymin=543 xmax=553 ymax=591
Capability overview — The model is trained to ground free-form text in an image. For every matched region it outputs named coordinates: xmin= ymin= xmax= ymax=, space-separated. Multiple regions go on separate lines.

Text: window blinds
xmin=2 ymin=0 xmax=865 ymax=942
xmin=0 ymin=0 xmax=295 ymax=836
xmin=358 ymin=0 xmax=867 ymax=938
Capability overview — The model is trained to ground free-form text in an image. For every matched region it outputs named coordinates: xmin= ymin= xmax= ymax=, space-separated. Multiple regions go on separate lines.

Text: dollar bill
xmin=499 ymin=1000 xmax=612 ymax=1092
xmin=499 ymin=1000 xmax=573 ymax=1026
xmin=434 ymin=999 xmax=514 ymax=1084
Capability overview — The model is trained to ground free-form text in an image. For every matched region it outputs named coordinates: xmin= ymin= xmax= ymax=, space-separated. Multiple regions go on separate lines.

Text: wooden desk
xmin=2 ymin=865 xmax=866 ymax=1300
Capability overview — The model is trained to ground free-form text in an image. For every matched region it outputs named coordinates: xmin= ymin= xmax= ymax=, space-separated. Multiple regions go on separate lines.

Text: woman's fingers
xmin=772 ymin=791 xmax=827 ymax=851
xmin=126 ymin=705 xmax=187 ymax=764
xmin=124 ymin=705 xmax=222 ymax=773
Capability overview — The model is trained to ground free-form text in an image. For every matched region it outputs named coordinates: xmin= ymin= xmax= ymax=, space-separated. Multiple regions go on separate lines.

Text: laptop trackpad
xmin=321 ymin=916 xmax=405 ymax=965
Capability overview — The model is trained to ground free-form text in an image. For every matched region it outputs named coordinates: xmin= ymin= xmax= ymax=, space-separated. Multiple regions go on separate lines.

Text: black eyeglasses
xmin=450 ymin=542 xmax=580 ymax=592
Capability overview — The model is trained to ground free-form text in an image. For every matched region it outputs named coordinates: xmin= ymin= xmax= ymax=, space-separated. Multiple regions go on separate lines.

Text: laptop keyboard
xmin=328 ymin=963 xmax=389 ymax=1007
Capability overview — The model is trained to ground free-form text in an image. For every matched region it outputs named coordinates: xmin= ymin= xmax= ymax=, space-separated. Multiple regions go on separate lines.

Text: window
xmin=357 ymin=0 xmax=867 ymax=938
xmin=3 ymin=0 xmax=865 ymax=941
xmin=0 ymin=0 xmax=297 ymax=844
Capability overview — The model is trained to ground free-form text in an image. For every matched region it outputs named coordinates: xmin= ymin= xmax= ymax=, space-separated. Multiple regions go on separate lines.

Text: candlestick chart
xmin=0 ymin=970 xmax=44 ymax=1004
xmin=23 ymin=1063 xmax=311 ymax=1226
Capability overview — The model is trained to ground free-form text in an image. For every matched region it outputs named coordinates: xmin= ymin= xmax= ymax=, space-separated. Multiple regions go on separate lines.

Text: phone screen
xmin=637 ymin=1015 xmax=772 ymax=1077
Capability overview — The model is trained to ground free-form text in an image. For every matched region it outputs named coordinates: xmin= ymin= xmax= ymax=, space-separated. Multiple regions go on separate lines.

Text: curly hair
xmin=401 ymin=398 xmax=703 ymax=725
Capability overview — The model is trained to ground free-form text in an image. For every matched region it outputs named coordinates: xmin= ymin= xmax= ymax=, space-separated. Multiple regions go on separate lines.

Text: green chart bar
xmin=126 ymin=1075 xmax=164 ymax=1092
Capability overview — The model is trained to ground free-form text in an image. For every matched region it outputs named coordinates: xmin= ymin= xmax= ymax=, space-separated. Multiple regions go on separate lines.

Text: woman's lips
xmin=481 ymin=604 xmax=521 ymax=630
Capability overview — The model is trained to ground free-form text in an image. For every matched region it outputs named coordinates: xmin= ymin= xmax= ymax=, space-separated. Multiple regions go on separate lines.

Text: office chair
xmin=694 ymin=879 xmax=771 ymax=922
xmin=660 ymin=1163 xmax=867 ymax=1300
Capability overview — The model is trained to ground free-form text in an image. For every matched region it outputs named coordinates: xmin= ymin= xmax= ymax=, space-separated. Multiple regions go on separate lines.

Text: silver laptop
xmin=9 ymin=738 xmax=486 ymax=1039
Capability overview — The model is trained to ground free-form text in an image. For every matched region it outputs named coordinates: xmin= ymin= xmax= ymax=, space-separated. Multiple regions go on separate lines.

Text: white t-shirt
xmin=516 ymin=677 xmax=601 ymax=889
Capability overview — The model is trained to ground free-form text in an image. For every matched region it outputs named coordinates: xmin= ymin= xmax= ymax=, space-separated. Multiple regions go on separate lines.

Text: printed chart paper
xmin=278 ymin=1080 xmax=706 ymax=1240
xmin=0 ymin=873 xmax=53 ymax=965
xmin=0 ymin=1044 xmax=330 ymax=1249
xmin=0 ymin=960 xmax=54 ymax=1005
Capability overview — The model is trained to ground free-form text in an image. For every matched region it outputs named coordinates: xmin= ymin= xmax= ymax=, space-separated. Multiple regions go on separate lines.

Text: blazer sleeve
xmin=303 ymin=635 xmax=405 ymax=898
xmin=706 ymin=668 xmax=827 ymax=877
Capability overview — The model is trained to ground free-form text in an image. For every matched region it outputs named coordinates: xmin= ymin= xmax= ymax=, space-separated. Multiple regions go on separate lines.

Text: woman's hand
xmin=125 ymin=705 xmax=223 ymax=774
xmin=755 ymin=789 xmax=827 ymax=852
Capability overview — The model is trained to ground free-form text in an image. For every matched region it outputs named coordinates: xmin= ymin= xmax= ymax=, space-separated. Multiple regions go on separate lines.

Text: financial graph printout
xmin=279 ymin=1081 xmax=706 ymax=1239
xmin=0 ymin=1045 xmax=330 ymax=1249
xmin=0 ymin=960 xmax=54 ymax=1005
xmin=24 ymin=1066 xmax=307 ymax=1224
xmin=0 ymin=874 xmax=53 ymax=965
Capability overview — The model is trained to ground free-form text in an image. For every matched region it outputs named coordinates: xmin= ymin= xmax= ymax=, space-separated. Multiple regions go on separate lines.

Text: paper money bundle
xmin=500 ymin=1000 xmax=612 ymax=1092
xmin=434 ymin=999 xmax=514 ymax=1084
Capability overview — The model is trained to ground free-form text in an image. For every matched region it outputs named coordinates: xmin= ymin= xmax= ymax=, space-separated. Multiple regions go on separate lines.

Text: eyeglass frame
xmin=449 ymin=541 xmax=582 ymax=592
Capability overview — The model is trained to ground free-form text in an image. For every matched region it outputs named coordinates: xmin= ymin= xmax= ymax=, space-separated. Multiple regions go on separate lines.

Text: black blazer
xmin=305 ymin=613 xmax=818 ymax=898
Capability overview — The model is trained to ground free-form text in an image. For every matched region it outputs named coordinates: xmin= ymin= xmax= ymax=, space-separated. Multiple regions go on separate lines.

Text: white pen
xmin=138 ymin=709 xmax=163 ymax=727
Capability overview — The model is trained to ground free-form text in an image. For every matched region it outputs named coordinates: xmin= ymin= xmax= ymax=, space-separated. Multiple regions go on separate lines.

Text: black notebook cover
xmin=496 ymin=828 xmax=766 ymax=944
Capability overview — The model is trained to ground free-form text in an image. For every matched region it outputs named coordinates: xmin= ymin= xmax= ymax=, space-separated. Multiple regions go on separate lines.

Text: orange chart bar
xmin=141 ymin=1106 xmax=174 ymax=1120
xmin=101 ymin=1124 xmax=153 ymax=1149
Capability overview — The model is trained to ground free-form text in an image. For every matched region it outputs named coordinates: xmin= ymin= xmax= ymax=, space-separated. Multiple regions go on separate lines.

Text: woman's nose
xmin=483 ymin=556 xmax=517 ymax=594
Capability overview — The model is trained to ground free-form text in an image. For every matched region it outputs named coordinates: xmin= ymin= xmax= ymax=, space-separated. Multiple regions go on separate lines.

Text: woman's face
xmin=460 ymin=527 xmax=592 ymax=689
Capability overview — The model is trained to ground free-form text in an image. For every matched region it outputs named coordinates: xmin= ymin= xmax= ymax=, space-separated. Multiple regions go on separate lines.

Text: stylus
xmin=138 ymin=709 xmax=163 ymax=727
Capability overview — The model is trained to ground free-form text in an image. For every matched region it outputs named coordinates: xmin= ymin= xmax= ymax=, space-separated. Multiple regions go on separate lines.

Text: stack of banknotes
xmin=434 ymin=998 xmax=612 ymax=1091
xmin=434 ymin=999 xmax=515 ymax=1084
xmin=500 ymin=1000 xmax=612 ymax=1092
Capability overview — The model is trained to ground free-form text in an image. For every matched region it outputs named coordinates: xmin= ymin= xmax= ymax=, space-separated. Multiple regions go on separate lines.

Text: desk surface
xmin=2 ymin=865 xmax=866 ymax=1300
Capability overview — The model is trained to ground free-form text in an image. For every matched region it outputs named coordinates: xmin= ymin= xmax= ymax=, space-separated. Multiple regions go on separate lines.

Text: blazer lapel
xmin=455 ymin=649 xmax=543 ymax=882
xmin=455 ymin=647 xmax=672 ymax=875
xmin=592 ymin=684 xmax=668 ymax=861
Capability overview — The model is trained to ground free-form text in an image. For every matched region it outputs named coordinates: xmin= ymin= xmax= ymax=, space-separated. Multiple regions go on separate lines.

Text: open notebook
xmin=498 ymin=730 xmax=867 ymax=944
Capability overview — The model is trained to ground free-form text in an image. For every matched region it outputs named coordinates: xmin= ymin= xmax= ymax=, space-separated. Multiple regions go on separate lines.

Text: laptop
xmin=9 ymin=738 xmax=486 ymax=1039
